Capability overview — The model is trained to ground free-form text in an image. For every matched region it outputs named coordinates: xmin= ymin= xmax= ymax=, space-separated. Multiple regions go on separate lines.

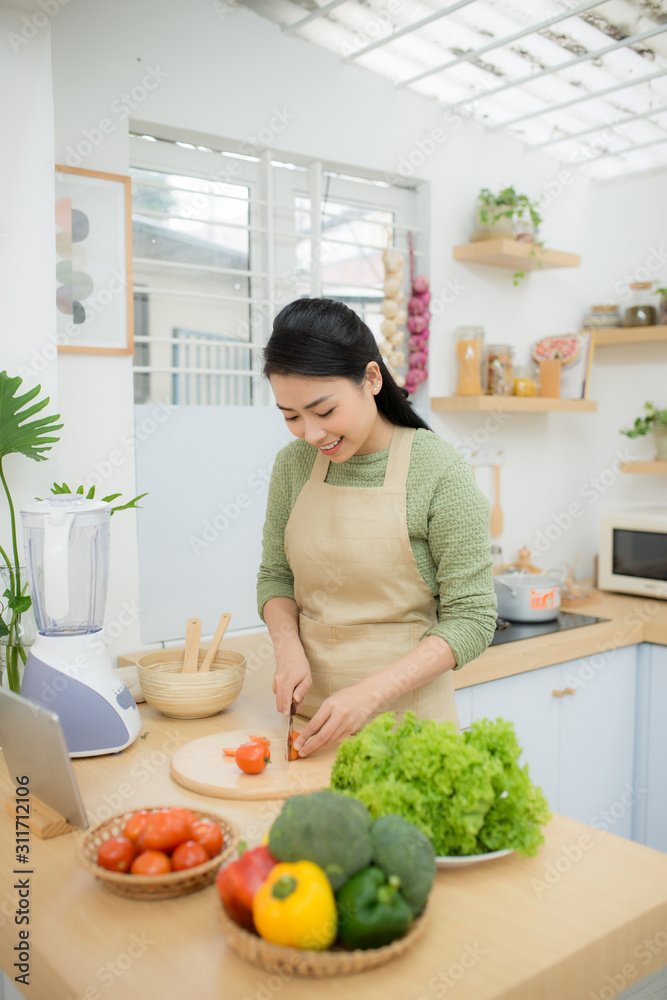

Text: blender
xmin=19 ymin=494 xmax=141 ymax=756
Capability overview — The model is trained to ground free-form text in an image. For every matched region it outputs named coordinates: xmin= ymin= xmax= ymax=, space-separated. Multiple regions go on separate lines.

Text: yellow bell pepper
xmin=252 ymin=861 xmax=337 ymax=950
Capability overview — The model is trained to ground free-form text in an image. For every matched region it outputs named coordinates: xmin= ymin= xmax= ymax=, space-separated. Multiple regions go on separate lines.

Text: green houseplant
xmin=476 ymin=186 xmax=543 ymax=239
xmin=475 ymin=186 xmax=545 ymax=285
xmin=620 ymin=402 xmax=667 ymax=460
xmin=0 ymin=372 xmax=62 ymax=693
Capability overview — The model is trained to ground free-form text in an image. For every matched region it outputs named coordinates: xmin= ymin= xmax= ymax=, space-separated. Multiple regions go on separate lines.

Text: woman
xmin=257 ymin=298 xmax=496 ymax=758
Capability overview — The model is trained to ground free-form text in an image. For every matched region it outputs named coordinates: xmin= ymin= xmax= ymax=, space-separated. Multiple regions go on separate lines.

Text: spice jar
xmin=485 ymin=344 xmax=513 ymax=395
xmin=624 ymin=283 xmax=656 ymax=327
xmin=454 ymin=327 xmax=484 ymax=395
xmin=512 ymin=365 xmax=539 ymax=397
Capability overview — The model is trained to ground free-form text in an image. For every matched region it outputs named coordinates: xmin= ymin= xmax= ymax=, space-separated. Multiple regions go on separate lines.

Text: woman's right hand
xmin=272 ymin=643 xmax=312 ymax=716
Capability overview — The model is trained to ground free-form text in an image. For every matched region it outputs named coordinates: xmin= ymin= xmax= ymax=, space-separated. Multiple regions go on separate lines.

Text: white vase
xmin=0 ymin=565 xmax=37 ymax=693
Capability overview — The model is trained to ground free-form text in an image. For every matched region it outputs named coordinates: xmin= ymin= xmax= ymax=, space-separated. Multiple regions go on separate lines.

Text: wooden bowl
xmin=136 ymin=648 xmax=246 ymax=718
xmin=218 ymin=901 xmax=428 ymax=976
xmin=79 ymin=806 xmax=240 ymax=900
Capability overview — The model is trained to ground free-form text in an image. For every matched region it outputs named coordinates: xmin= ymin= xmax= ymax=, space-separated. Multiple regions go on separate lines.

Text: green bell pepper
xmin=336 ymin=866 xmax=413 ymax=949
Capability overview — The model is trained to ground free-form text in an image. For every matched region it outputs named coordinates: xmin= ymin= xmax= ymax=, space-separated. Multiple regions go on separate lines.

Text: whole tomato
xmin=123 ymin=810 xmax=150 ymax=843
xmin=130 ymin=850 xmax=171 ymax=875
xmin=143 ymin=810 xmax=192 ymax=853
xmin=192 ymin=821 xmax=224 ymax=858
xmin=170 ymin=808 xmax=198 ymax=838
xmin=172 ymin=840 xmax=209 ymax=871
xmin=97 ymin=836 xmax=135 ymax=873
xmin=216 ymin=845 xmax=277 ymax=930
xmin=236 ymin=742 xmax=270 ymax=774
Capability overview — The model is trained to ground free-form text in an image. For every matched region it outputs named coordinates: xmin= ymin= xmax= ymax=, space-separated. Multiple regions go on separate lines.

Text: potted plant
xmin=620 ymin=402 xmax=667 ymax=460
xmin=475 ymin=186 xmax=543 ymax=243
xmin=0 ymin=372 xmax=62 ymax=693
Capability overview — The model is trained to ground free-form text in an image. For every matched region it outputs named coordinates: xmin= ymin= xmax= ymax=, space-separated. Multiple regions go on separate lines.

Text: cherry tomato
xmin=97 ymin=836 xmax=135 ymax=873
xmin=143 ymin=810 xmax=192 ymax=852
xmin=171 ymin=840 xmax=210 ymax=871
xmin=235 ymin=742 xmax=271 ymax=774
xmin=123 ymin=810 xmax=150 ymax=843
xmin=192 ymin=821 xmax=224 ymax=858
xmin=130 ymin=850 xmax=171 ymax=875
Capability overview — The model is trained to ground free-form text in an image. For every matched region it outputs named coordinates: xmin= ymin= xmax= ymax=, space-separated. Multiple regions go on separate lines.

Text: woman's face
xmin=270 ymin=364 xmax=391 ymax=460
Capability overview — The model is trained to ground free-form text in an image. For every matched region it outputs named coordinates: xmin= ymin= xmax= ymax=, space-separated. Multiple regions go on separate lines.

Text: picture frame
xmin=55 ymin=164 xmax=134 ymax=355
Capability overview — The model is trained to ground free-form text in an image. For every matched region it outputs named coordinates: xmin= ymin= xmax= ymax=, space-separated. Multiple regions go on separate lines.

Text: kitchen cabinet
xmin=467 ymin=646 xmax=637 ymax=838
xmin=633 ymin=643 xmax=667 ymax=852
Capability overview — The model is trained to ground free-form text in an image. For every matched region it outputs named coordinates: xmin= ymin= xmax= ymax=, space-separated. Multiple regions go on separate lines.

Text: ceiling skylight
xmin=235 ymin=0 xmax=667 ymax=180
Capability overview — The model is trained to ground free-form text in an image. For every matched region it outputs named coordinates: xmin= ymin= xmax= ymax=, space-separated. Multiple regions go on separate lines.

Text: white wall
xmin=0 ymin=7 xmax=58 ymax=559
xmin=7 ymin=0 xmax=657 ymax=657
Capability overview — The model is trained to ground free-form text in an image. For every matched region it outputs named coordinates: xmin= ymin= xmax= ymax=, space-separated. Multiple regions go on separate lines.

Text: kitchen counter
xmin=2 ymin=638 xmax=667 ymax=1000
xmin=118 ymin=586 xmax=667 ymax=689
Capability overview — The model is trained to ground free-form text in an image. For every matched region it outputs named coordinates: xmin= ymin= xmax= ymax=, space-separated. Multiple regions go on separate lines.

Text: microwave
xmin=599 ymin=507 xmax=667 ymax=600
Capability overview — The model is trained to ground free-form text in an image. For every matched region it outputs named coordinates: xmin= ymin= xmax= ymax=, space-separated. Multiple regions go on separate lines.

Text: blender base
xmin=21 ymin=634 xmax=142 ymax=757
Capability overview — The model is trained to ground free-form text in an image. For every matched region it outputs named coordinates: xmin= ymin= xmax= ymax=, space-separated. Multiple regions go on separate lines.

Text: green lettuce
xmin=330 ymin=712 xmax=551 ymax=858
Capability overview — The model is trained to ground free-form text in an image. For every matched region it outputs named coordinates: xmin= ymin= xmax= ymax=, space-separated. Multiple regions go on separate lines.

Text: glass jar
xmin=624 ymin=282 xmax=656 ymax=327
xmin=512 ymin=365 xmax=539 ymax=397
xmin=454 ymin=327 xmax=484 ymax=395
xmin=485 ymin=343 xmax=513 ymax=395
xmin=582 ymin=304 xmax=621 ymax=328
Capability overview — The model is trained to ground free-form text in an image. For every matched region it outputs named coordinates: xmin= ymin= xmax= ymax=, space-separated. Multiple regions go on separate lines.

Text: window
xmin=129 ymin=131 xmax=425 ymax=405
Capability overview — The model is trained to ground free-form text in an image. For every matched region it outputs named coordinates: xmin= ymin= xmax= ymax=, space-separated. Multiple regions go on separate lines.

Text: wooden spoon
xmin=489 ymin=464 xmax=503 ymax=538
xmin=199 ymin=612 xmax=232 ymax=673
xmin=182 ymin=618 xmax=201 ymax=674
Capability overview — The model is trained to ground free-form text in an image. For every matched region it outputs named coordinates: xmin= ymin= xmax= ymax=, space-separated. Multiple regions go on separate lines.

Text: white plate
xmin=435 ymin=849 xmax=514 ymax=869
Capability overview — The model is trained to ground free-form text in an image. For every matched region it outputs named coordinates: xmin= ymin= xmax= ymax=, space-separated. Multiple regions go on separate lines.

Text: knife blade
xmin=286 ymin=700 xmax=297 ymax=762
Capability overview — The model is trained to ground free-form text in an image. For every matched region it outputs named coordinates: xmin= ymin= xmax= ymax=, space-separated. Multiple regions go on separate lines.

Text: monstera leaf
xmin=0 ymin=371 xmax=62 ymax=463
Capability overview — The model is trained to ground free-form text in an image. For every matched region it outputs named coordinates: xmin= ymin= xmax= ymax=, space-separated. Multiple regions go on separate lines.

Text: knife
xmin=286 ymin=700 xmax=297 ymax=762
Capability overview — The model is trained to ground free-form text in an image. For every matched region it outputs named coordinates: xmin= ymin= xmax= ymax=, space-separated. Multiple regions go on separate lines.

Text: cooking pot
xmin=494 ymin=569 xmax=567 ymax=623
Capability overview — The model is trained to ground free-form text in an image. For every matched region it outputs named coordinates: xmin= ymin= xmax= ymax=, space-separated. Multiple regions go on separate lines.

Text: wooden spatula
xmin=182 ymin=618 xmax=201 ymax=674
xmin=199 ymin=612 xmax=232 ymax=673
xmin=490 ymin=464 xmax=503 ymax=538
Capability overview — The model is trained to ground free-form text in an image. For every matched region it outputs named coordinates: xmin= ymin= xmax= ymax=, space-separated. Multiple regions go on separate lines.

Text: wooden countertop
xmin=2 ymin=646 xmax=667 ymax=1000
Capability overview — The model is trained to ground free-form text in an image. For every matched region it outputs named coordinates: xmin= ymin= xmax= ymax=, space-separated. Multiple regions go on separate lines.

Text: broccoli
xmin=268 ymin=790 xmax=373 ymax=891
xmin=370 ymin=814 xmax=436 ymax=915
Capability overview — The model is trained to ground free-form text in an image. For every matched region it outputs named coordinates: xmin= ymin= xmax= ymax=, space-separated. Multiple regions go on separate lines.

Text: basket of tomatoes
xmin=78 ymin=805 xmax=239 ymax=900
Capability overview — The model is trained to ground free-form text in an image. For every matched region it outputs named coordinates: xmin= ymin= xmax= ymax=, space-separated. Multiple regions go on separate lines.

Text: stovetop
xmin=490 ymin=611 xmax=610 ymax=646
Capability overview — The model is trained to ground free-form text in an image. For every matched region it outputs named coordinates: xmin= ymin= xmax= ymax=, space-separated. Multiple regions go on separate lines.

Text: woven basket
xmin=219 ymin=900 xmax=428 ymax=977
xmin=79 ymin=806 xmax=239 ymax=900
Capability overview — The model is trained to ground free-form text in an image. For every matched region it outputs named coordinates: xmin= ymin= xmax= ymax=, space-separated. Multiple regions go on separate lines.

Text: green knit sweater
xmin=256 ymin=428 xmax=497 ymax=669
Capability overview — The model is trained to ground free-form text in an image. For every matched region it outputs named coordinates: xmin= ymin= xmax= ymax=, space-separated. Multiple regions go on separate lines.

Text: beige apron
xmin=284 ymin=425 xmax=459 ymax=728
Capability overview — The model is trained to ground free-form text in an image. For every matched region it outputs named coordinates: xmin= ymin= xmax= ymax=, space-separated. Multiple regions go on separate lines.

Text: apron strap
xmin=307 ymin=425 xmax=416 ymax=485
xmin=308 ymin=450 xmax=330 ymax=483
xmin=384 ymin=426 xmax=415 ymax=488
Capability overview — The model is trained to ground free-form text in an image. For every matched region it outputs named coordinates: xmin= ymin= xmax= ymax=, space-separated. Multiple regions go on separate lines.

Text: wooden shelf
xmin=592 ymin=325 xmax=667 ymax=345
xmin=619 ymin=461 xmax=667 ymax=474
xmin=430 ymin=396 xmax=597 ymax=412
xmin=453 ymin=239 xmax=580 ymax=270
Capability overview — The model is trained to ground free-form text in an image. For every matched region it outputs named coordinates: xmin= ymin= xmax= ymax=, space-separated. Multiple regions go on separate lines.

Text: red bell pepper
xmin=216 ymin=845 xmax=277 ymax=930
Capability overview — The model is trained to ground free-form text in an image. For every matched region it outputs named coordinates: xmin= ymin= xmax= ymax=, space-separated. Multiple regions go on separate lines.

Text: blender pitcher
xmin=20 ymin=495 xmax=141 ymax=756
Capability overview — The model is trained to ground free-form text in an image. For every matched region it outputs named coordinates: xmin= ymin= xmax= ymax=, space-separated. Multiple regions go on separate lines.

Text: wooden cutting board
xmin=170 ymin=728 xmax=339 ymax=800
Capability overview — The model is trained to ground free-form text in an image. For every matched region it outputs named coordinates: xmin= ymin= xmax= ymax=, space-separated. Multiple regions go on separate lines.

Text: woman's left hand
xmin=292 ymin=685 xmax=374 ymax=758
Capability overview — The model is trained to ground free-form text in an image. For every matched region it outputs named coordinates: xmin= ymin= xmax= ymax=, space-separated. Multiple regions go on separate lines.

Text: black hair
xmin=263 ymin=298 xmax=430 ymax=431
